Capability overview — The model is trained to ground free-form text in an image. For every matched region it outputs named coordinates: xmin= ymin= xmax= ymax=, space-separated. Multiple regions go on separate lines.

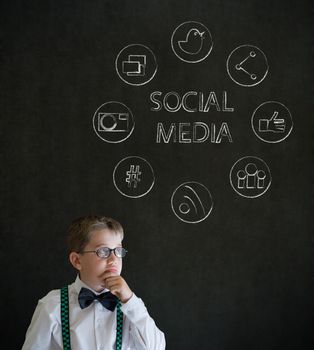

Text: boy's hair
xmin=67 ymin=215 xmax=124 ymax=253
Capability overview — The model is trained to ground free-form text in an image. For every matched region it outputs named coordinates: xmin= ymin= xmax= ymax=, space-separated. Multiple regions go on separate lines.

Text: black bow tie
xmin=78 ymin=287 xmax=118 ymax=311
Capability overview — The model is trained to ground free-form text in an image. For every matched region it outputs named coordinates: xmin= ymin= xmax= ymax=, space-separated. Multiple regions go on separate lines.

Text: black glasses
xmin=80 ymin=247 xmax=128 ymax=259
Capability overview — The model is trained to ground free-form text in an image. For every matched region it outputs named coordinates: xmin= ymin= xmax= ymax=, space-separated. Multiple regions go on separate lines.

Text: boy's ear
xmin=69 ymin=252 xmax=82 ymax=271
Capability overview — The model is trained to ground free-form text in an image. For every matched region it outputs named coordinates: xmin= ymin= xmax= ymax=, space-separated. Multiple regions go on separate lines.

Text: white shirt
xmin=22 ymin=276 xmax=165 ymax=350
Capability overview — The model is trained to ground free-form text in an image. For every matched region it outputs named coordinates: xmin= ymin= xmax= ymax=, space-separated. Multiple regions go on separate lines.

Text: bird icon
xmin=178 ymin=28 xmax=205 ymax=55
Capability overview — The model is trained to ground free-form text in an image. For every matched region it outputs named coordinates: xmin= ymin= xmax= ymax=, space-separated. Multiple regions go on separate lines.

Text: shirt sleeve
xmin=21 ymin=295 xmax=60 ymax=350
xmin=121 ymin=294 xmax=166 ymax=350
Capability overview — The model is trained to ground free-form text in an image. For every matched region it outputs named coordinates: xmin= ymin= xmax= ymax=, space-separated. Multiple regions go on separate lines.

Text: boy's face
xmin=71 ymin=228 xmax=123 ymax=292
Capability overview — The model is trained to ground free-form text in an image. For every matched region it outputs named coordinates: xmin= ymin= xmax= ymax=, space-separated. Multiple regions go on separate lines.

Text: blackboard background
xmin=1 ymin=0 xmax=312 ymax=349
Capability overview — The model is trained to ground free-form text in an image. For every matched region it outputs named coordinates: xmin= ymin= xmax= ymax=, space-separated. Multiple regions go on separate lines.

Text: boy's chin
xmin=105 ymin=268 xmax=120 ymax=275
xmin=96 ymin=279 xmax=109 ymax=290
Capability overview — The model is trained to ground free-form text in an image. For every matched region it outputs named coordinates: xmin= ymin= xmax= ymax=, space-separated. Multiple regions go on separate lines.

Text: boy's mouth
xmin=106 ymin=268 xmax=118 ymax=273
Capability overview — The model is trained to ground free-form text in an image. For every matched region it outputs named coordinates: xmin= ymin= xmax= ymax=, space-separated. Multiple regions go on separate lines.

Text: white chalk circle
xmin=171 ymin=21 xmax=213 ymax=63
xmin=113 ymin=156 xmax=155 ymax=198
xmin=115 ymin=44 xmax=157 ymax=86
xmin=251 ymin=101 xmax=293 ymax=143
xmin=92 ymin=101 xmax=134 ymax=143
xmin=227 ymin=45 xmax=268 ymax=87
xmin=229 ymin=156 xmax=272 ymax=198
xmin=171 ymin=182 xmax=213 ymax=223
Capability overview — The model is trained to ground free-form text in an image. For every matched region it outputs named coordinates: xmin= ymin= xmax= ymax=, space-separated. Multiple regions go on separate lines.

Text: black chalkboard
xmin=1 ymin=0 xmax=312 ymax=349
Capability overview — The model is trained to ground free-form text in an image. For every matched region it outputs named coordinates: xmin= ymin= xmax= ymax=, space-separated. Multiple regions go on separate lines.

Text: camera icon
xmin=97 ymin=112 xmax=129 ymax=132
xmin=92 ymin=101 xmax=134 ymax=143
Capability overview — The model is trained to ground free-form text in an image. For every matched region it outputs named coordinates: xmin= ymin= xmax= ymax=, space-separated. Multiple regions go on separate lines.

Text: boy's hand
xmin=100 ymin=271 xmax=133 ymax=303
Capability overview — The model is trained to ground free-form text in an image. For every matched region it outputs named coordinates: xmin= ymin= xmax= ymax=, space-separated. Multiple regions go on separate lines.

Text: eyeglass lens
xmin=96 ymin=247 xmax=127 ymax=258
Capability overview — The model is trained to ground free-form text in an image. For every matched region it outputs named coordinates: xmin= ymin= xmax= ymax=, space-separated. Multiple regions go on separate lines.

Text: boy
xmin=22 ymin=216 xmax=166 ymax=350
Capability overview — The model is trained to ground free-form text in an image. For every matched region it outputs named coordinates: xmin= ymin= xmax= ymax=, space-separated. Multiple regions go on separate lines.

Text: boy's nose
xmin=107 ymin=251 xmax=118 ymax=263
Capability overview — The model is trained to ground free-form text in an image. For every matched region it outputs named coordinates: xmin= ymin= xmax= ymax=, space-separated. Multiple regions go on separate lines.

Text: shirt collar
xmin=73 ymin=275 xmax=109 ymax=295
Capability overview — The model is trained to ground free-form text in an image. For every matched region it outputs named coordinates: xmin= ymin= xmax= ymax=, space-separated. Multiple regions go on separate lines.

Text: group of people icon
xmin=236 ymin=163 xmax=266 ymax=189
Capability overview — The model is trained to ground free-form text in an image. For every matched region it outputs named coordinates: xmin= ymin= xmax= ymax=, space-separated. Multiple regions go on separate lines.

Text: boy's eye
xmin=95 ymin=247 xmax=127 ymax=258
xmin=97 ymin=247 xmax=111 ymax=257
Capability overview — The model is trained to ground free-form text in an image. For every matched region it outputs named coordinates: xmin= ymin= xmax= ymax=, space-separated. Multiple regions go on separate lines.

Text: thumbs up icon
xmin=259 ymin=111 xmax=286 ymax=133
xmin=251 ymin=101 xmax=293 ymax=143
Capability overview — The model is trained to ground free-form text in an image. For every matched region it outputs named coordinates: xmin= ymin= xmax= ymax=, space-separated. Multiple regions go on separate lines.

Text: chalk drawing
xmin=227 ymin=45 xmax=268 ymax=87
xmin=150 ymin=91 xmax=234 ymax=113
xmin=251 ymin=101 xmax=293 ymax=143
xmin=156 ymin=122 xmax=233 ymax=143
xmin=171 ymin=21 xmax=213 ymax=63
xmin=92 ymin=101 xmax=134 ymax=143
xmin=115 ymin=44 xmax=157 ymax=86
xmin=113 ymin=156 xmax=155 ymax=198
xmin=230 ymin=156 xmax=271 ymax=198
xmin=171 ymin=181 xmax=213 ymax=223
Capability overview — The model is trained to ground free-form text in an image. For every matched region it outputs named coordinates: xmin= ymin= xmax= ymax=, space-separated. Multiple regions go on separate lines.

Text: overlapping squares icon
xmin=122 ymin=55 xmax=146 ymax=76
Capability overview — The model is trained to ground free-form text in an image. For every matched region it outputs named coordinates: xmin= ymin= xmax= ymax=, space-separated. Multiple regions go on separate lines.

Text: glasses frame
xmin=80 ymin=247 xmax=128 ymax=259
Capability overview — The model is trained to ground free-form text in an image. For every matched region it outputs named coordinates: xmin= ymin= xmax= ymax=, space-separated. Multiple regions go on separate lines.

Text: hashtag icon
xmin=125 ymin=165 xmax=142 ymax=188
